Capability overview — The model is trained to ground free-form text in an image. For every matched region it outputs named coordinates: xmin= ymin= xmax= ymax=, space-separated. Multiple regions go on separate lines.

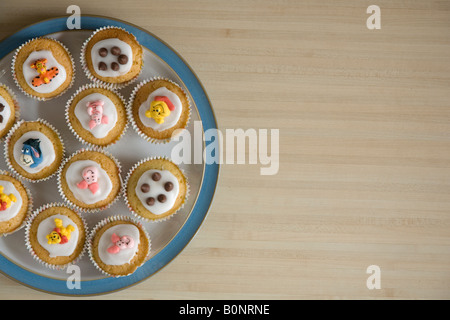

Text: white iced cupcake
xmin=81 ymin=26 xmax=143 ymax=89
xmin=12 ymin=37 xmax=75 ymax=101
xmin=57 ymin=148 xmax=122 ymax=213
xmin=25 ymin=203 xmax=87 ymax=270
xmin=0 ymin=84 xmax=20 ymax=140
xmin=65 ymin=83 xmax=128 ymax=148
xmin=0 ymin=170 xmax=33 ymax=237
xmin=4 ymin=119 xmax=65 ymax=183
xmin=88 ymin=215 xmax=151 ymax=277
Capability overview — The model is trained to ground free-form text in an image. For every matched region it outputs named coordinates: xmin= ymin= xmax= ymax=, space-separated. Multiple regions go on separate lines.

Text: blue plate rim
xmin=0 ymin=15 xmax=220 ymax=296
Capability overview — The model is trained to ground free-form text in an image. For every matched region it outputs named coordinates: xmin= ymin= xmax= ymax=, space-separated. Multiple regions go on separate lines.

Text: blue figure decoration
xmin=20 ymin=138 xmax=43 ymax=169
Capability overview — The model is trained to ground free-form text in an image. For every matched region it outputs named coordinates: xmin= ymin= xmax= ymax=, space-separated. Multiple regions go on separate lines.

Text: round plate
xmin=0 ymin=15 xmax=219 ymax=295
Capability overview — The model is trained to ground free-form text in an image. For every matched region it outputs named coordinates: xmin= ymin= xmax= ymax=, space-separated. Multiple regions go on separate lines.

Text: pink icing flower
xmin=76 ymin=166 xmax=99 ymax=194
xmin=87 ymin=100 xmax=109 ymax=130
xmin=107 ymin=233 xmax=135 ymax=254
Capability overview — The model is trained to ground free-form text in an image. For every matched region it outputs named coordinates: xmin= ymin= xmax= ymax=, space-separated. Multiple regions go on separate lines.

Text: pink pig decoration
xmin=86 ymin=100 xmax=109 ymax=130
xmin=76 ymin=166 xmax=99 ymax=194
xmin=107 ymin=233 xmax=135 ymax=254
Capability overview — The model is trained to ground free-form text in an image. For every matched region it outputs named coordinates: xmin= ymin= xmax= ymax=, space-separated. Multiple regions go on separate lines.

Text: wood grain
xmin=0 ymin=0 xmax=450 ymax=299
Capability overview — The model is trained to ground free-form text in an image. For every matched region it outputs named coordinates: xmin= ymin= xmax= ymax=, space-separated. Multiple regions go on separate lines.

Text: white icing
xmin=65 ymin=160 xmax=113 ymax=205
xmin=13 ymin=131 xmax=56 ymax=174
xmin=98 ymin=224 xmax=140 ymax=266
xmin=91 ymin=39 xmax=133 ymax=78
xmin=0 ymin=95 xmax=12 ymax=132
xmin=74 ymin=93 xmax=118 ymax=139
xmin=135 ymin=169 xmax=179 ymax=215
xmin=138 ymin=87 xmax=182 ymax=132
xmin=36 ymin=214 xmax=80 ymax=258
xmin=22 ymin=50 xmax=67 ymax=94
xmin=0 ymin=180 xmax=23 ymax=222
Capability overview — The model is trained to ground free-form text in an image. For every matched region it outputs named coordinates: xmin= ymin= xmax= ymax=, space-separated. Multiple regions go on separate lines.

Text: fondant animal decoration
xmin=20 ymin=138 xmax=43 ymax=168
xmin=46 ymin=218 xmax=75 ymax=245
xmin=76 ymin=166 xmax=99 ymax=194
xmin=145 ymin=96 xmax=175 ymax=124
xmin=86 ymin=100 xmax=109 ymax=130
xmin=107 ymin=233 xmax=135 ymax=254
xmin=30 ymin=58 xmax=59 ymax=87
xmin=0 ymin=185 xmax=17 ymax=211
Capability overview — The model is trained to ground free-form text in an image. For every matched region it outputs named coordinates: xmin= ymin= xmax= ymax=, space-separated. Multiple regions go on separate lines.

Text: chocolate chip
xmin=157 ymin=194 xmax=167 ymax=203
xmin=164 ymin=182 xmax=174 ymax=192
xmin=111 ymin=46 xmax=121 ymax=56
xmin=98 ymin=47 xmax=108 ymax=57
xmin=111 ymin=62 xmax=120 ymax=71
xmin=118 ymin=54 xmax=128 ymax=65
xmin=141 ymin=183 xmax=150 ymax=193
xmin=146 ymin=197 xmax=155 ymax=206
xmin=98 ymin=61 xmax=107 ymax=71
xmin=0 ymin=103 xmax=4 ymax=112
xmin=0 ymin=115 xmax=3 ymax=123
xmin=152 ymin=172 xmax=161 ymax=181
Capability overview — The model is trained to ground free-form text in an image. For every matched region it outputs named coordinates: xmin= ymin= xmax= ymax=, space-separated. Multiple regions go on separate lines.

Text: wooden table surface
xmin=0 ymin=0 xmax=450 ymax=300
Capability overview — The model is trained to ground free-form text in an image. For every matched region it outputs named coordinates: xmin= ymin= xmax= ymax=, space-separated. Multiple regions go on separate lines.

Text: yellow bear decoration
xmin=0 ymin=185 xmax=17 ymax=211
xmin=46 ymin=218 xmax=75 ymax=245
xmin=145 ymin=100 xmax=171 ymax=124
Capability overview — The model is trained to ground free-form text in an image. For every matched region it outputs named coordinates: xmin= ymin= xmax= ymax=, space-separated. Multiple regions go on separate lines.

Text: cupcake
xmin=124 ymin=157 xmax=188 ymax=222
xmin=128 ymin=78 xmax=191 ymax=143
xmin=0 ymin=170 xmax=32 ymax=236
xmin=4 ymin=119 xmax=65 ymax=182
xmin=57 ymin=148 xmax=122 ymax=212
xmin=81 ymin=27 xmax=143 ymax=89
xmin=89 ymin=215 xmax=150 ymax=277
xmin=65 ymin=84 xmax=128 ymax=148
xmin=25 ymin=203 xmax=87 ymax=270
xmin=12 ymin=37 xmax=75 ymax=100
xmin=0 ymin=84 xmax=19 ymax=139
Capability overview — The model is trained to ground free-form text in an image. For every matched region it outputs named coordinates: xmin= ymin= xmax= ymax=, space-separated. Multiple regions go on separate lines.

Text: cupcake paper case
xmin=128 ymin=77 xmax=191 ymax=144
xmin=0 ymin=84 xmax=20 ymax=140
xmin=0 ymin=170 xmax=33 ymax=237
xmin=123 ymin=156 xmax=189 ymax=222
xmin=57 ymin=148 xmax=122 ymax=213
xmin=81 ymin=26 xmax=144 ymax=89
xmin=4 ymin=119 xmax=65 ymax=183
xmin=25 ymin=203 xmax=87 ymax=270
xmin=88 ymin=215 xmax=151 ymax=277
xmin=65 ymin=83 xmax=128 ymax=148
xmin=11 ymin=37 xmax=75 ymax=101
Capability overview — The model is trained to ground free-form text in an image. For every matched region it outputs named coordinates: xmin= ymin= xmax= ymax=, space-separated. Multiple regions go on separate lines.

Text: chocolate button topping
xmin=111 ymin=62 xmax=120 ymax=71
xmin=146 ymin=197 xmax=155 ymax=206
xmin=157 ymin=194 xmax=167 ymax=203
xmin=99 ymin=47 xmax=108 ymax=57
xmin=111 ymin=46 xmax=121 ymax=56
xmin=0 ymin=115 xmax=3 ymax=123
xmin=141 ymin=183 xmax=150 ymax=193
xmin=98 ymin=62 xmax=107 ymax=71
xmin=152 ymin=172 xmax=161 ymax=181
xmin=118 ymin=54 xmax=128 ymax=65
xmin=164 ymin=182 xmax=174 ymax=192
xmin=0 ymin=103 xmax=4 ymax=112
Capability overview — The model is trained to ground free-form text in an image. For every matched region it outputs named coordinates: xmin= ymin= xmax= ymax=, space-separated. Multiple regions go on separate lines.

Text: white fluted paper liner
xmin=11 ymin=37 xmax=75 ymax=101
xmin=0 ymin=170 xmax=33 ymax=237
xmin=127 ymin=77 xmax=192 ymax=144
xmin=87 ymin=214 xmax=151 ymax=278
xmin=80 ymin=26 xmax=143 ymax=90
xmin=57 ymin=147 xmax=123 ymax=213
xmin=122 ymin=156 xmax=190 ymax=223
xmin=64 ymin=83 xmax=129 ymax=149
xmin=0 ymin=83 xmax=21 ymax=141
xmin=3 ymin=118 xmax=66 ymax=183
xmin=24 ymin=202 xmax=88 ymax=271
